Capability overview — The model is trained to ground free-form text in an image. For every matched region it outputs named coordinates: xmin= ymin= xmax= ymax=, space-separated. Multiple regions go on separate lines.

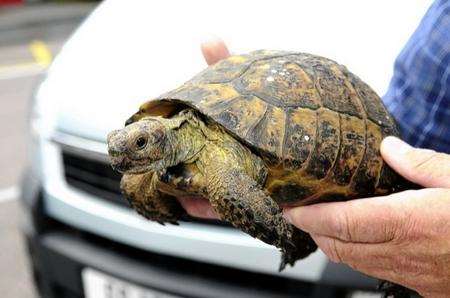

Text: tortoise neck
xmin=169 ymin=117 xmax=206 ymax=166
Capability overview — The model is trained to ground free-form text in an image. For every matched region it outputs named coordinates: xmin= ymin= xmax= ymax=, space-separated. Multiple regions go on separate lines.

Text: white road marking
xmin=0 ymin=186 xmax=19 ymax=203
xmin=0 ymin=39 xmax=52 ymax=81
xmin=0 ymin=63 xmax=45 ymax=80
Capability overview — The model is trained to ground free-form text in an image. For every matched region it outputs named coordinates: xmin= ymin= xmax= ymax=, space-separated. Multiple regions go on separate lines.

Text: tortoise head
xmin=107 ymin=117 xmax=173 ymax=174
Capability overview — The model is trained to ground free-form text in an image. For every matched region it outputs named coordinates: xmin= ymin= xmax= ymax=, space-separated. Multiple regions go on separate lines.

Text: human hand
xmin=176 ymin=37 xmax=230 ymax=219
xmin=283 ymin=136 xmax=450 ymax=297
xmin=181 ymin=40 xmax=450 ymax=296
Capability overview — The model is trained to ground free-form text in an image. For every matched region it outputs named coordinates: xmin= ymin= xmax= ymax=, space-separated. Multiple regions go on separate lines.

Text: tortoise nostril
xmin=107 ymin=130 xmax=127 ymax=156
xmin=107 ymin=130 xmax=120 ymax=143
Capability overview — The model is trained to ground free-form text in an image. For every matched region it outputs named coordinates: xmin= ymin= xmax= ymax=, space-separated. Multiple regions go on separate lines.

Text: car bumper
xmin=20 ymin=135 xmax=381 ymax=297
xmin=26 ymin=228 xmax=330 ymax=298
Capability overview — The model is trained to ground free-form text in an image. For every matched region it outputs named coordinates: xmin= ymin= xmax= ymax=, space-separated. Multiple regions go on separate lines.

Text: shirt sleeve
xmin=382 ymin=0 xmax=450 ymax=153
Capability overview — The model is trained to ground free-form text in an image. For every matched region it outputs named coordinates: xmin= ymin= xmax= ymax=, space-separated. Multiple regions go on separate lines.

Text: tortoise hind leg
xmin=279 ymin=228 xmax=317 ymax=271
xmin=378 ymin=281 xmax=416 ymax=298
xmin=120 ymin=172 xmax=185 ymax=225
xmin=206 ymin=167 xmax=317 ymax=269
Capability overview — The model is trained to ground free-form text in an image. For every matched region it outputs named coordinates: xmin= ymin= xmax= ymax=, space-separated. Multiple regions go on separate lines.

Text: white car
xmin=22 ymin=1 xmax=431 ymax=297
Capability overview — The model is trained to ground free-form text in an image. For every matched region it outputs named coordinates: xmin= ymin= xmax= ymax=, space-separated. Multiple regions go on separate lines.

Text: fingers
xmin=381 ymin=136 xmax=450 ymax=188
xmin=310 ymin=234 xmax=405 ymax=285
xmin=201 ymin=37 xmax=230 ymax=65
xmin=310 ymin=233 xmax=438 ymax=295
xmin=283 ymin=194 xmax=407 ymax=243
xmin=177 ymin=197 xmax=219 ymax=219
xmin=311 ymin=234 xmax=389 ymax=265
xmin=294 ymin=188 xmax=450 ymax=297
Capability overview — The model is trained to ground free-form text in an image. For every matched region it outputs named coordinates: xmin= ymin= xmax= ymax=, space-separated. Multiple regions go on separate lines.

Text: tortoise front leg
xmin=120 ymin=172 xmax=185 ymax=225
xmin=206 ymin=167 xmax=317 ymax=270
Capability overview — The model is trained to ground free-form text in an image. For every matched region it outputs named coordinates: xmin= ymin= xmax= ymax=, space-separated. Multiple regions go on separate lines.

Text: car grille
xmin=61 ymin=150 xmax=230 ymax=226
xmin=62 ymin=151 xmax=127 ymax=207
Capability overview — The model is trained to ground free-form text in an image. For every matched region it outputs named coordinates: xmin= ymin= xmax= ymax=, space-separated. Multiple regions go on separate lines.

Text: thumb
xmin=381 ymin=136 xmax=450 ymax=188
xmin=201 ymin=36 xmax=230 ymax=66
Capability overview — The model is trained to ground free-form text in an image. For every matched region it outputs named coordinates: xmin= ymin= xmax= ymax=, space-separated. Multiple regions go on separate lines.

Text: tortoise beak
xmin=107 ymin=130 xmax=126 ymax=154
xmin=109 ymin=156 xmax=126 ymax=172
xmin=107 ymin=129 xmax=130 ymax=172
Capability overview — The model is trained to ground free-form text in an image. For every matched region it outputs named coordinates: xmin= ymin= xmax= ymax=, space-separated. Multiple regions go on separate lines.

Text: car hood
xmin=37 ymin=0 xmax=426 ymax=143
xmin=38 ymin=1 xmax=213 ymax=142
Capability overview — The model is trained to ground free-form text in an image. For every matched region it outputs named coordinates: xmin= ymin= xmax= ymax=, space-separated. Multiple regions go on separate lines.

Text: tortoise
xmin=107 ymin=50 xmax=410 ymax=271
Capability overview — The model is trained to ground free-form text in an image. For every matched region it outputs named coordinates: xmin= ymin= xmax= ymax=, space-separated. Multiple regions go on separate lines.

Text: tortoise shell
xmin=129 ymin=50 xmax=405 ymax=205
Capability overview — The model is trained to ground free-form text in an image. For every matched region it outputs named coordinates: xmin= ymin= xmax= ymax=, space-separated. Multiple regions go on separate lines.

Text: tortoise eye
xmin=135 ymin=137 xmax=147 ymax=150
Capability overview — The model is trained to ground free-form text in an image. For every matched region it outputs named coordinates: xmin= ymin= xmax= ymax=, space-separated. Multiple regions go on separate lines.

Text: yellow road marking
xmin=0 ymin=40 xmax=53 ymax=80
xmin=29 ymin=40 xmax=53 ymax=67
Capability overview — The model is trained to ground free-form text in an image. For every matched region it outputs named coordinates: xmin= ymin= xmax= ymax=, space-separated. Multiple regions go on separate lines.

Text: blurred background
xmin=0 ymin=0 xmax=433 ymax=297
xmin=0 ymin=1 xmax=95 ymax=297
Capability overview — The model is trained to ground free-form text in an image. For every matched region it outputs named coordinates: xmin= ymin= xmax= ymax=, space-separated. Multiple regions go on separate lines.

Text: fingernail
xmin=282 ymin=209 xmax=293 ymax=224
xmin=382 ymin=136 xmax=412 ymax=155
xmin=200 ymin=33 xmax=222 ymax=45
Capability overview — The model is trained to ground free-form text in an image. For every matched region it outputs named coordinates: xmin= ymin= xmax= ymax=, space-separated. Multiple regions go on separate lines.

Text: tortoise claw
xmin=279 ymin=249 xmax=297 ymax=272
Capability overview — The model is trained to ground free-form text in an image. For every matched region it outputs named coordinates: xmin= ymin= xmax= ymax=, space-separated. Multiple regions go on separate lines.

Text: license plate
xmin=82 ymin=268 xmax=181 ymax=298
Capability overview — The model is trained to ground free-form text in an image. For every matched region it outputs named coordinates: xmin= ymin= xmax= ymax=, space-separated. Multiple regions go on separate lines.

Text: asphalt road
xmin=0 ymin=4 xmax=95 ymax=297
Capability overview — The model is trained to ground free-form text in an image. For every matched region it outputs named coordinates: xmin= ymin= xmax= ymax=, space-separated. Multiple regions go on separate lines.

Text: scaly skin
xmin=195 ymin=126 xmax=317 ymax=269
xmin=109 ymin=49 xmax=414 ymax=297
xmin=120 ymin=172 xmax=185 ymax=225
xmin=107 ymin=110 xmax=317 ymax=269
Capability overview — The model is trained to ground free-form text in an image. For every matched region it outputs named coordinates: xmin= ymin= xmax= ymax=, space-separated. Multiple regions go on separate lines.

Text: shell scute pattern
xmin=283 ymin=108 xmax=316 ymax=171
xmin=234 ymin=58 xmax=321 ymax=109
xmin=304 ymin=109 xmax=341 ymax=180
xmin=154 ymin=50 xmax=404 ymax=202
xmin=331 ymin=114 xmax=366 ymax=186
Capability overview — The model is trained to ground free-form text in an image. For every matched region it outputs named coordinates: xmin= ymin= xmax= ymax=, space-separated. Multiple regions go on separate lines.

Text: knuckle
xmin=392 ymin=194 xmax=434 ymax=240
xmin=404 ymin=149 xmax=450 ymax=187
xmin=333 ymin=209 xmax=353 ymax=241
xmin=383 ymin=205 xmax=410 ymax=242
xmin=399 ymin=215 xmax=420 ymax=241
xmin=323 ymin=238 xmax=345 ymax=263
xmin=409 ymin=149 xmax=441 ymax=173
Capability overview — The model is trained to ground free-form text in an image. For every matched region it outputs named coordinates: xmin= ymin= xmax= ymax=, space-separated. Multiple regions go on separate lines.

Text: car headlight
xmin=25 ymin=75 xmax=61 ymax=186
xmin=29 ymin=77 xmax=58 ymax=141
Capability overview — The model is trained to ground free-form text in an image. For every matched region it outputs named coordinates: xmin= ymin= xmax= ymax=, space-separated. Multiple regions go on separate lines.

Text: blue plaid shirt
xmin=383 ymin=0 xmax=450 ymax=153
